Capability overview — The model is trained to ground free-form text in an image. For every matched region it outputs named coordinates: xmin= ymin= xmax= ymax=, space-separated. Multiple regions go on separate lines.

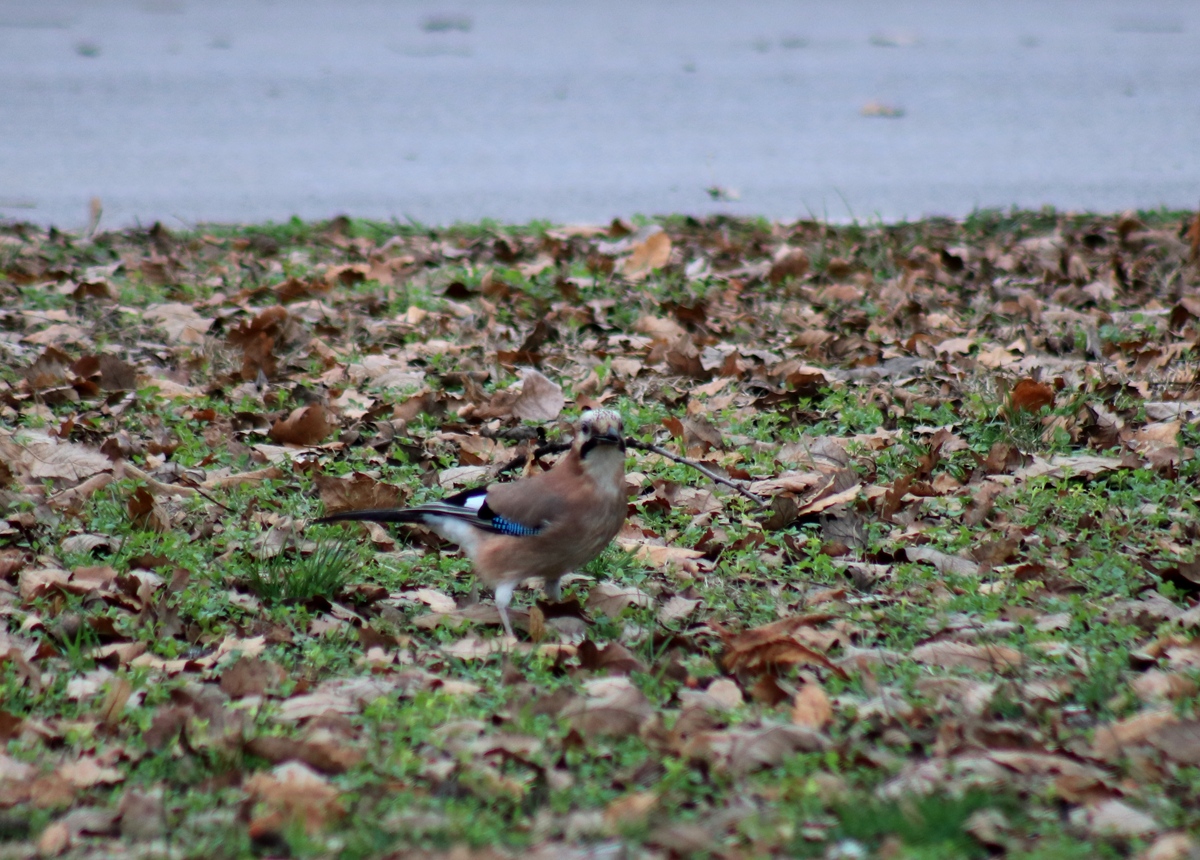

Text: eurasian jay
xmin=316 ymin=409 xmax=628 ymax=639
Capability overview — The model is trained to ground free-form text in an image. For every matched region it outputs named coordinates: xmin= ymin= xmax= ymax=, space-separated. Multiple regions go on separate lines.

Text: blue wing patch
xmin=490 ymin=515 xmax=542 ymax=537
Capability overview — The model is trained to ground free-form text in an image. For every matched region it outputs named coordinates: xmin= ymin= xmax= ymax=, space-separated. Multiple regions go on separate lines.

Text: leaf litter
xmin=0 ymin=208 xmax=1199 ymax=857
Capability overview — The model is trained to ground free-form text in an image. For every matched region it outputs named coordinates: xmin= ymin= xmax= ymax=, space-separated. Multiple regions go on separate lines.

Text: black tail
xmin=314 ymin=508 xmax=423 ymax=525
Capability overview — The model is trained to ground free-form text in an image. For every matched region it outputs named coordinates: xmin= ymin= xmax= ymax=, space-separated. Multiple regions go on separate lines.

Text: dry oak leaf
xmin=1079 ymin=799 xmax=1161 ymax=838
xmin=1008 ymin=378 xmax=1055 ymax=414
xmin=561 ymin=676 xmax=653 ymax=737
xmin=1139 ymin=832 xmax=1198 ymax=860
xmin=704 ymin=678 xmax=744 ymax=710
xmin=1146 ymin=719 xmax=1200 ymax=765
xmin=201 ymin=465 xmax=284 ymax=490
xmin=1091 ymin=707 xmax=1178 ymax=762
xmin=615 ymin=539 xmax=706 ymax=571
xmin=604 ymin=791 xmax=658 ymax=829
xmin=246 ymin=728 xmax=365 ymax=775
xmin=905 ymin=546 xmax=980 ymax=577
xmin=36 ymin=821 xmax=69 ymax=858
xmin=18 ymin=568 xmax=70 ymax=601
xmin=270 ymin=403 xmax=333 ymax=446
xmin=791 ymin=683 xmax=833 ymax=730
xmin=720 ymin=614 xmax=847 ymax=678
xmin=511 ymin=368 xmax=565 ymax=422
xmin=142 ymin=302 xmax=213 ymax=343
xmin=910 ymin=641 xmax=1022 ymax=673
xmin=244 ymin=761 xmax=345 ymax=835
xmin=878 ymin=755 xmax=1009 ymax=799
xmin=389 ymin=588 xmax=458 ymax=614
xmin=681 ymin=723 xmax=829 ymax=776
xmin=658 ymin=595 xmax=702 ymax=624
xmin=0 ymin=753 xmax=35 ymax=782
xmin=220 ymin=656 xmax=287 ymax=699
xmin=314 ymin=471 xmax=404 ymax=514
xmin=768 ymin=248 xmax=810 ymax=285
xmin=635 ymin=314 xmax=686 ymax=342
xmin=58 ymin=756 xmax=124 ymax=788
xmin=621 ymin=231 xmax=672 ymax=279
xmin=5 ymin=430 xmax=112 ymax=482
xmin=586 ymin=581 xmax=655 ymax=619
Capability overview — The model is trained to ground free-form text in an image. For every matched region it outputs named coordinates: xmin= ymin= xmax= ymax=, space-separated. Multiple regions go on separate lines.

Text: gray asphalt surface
xmin=2 ymin=0 xmax=1198 ymax=229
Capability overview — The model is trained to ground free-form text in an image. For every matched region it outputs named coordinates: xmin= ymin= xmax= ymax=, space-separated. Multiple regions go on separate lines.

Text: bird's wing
xmin=316 ymin=483 xmax=551 ymax=537
xmin=481 ymin=463 xmax=578 ymax=534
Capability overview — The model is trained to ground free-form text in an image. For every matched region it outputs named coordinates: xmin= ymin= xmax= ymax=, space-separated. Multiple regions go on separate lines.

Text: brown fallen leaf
xmin=585 ymin=581 xmax=656 ymax=619
xmin=57 ymin=756 xmax=124 ymax=788
xmin=681 ymin=723 xmax=830 ymax=775
xmin=270 ymin=403 xmax=333 ymax=446
xmin=561 ymin=677 xmax=653 ymax=737
xmin=791 ymin=683 xmax=833 ymax=729
xmin=1092 ymin=707 xmax=1178 ymax=762
xmin=314 ymin=471 xmax=405 ymax=515
xmin=220 ymin=655 xmax=287 ymax=699
xmin=1008 ymin=378 xmax=1055 ymax=414
xmin=511 ymin=368 xmax=565 ymax=422
xmin=36 ymin=821 xmax=70 ymax=857
xmin=603 ymin=791 xmax=657 ymax=829
xmin=720 ymin=615 xmax=847 ymax=678
xmin=910 ymin=641 xmax=1023 ymax=673
xmin=1080 ymin=799 xmax=1161 ymax=838
xmin=621 ymin=231 xmax=672 ymax=279
xmin=768 ymin=248 xmax=809 ymax=285
xmin=245 ymin=761 xmax=345 ymax=835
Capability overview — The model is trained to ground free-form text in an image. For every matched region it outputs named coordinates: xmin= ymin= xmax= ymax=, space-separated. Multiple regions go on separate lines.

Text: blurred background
xmin=1 ymin=0 xmax=1198 ymax=230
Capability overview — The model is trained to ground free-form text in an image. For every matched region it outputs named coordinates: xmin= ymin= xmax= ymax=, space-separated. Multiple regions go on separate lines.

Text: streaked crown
xmin=576 ymin=409 xmax=625 ymax=451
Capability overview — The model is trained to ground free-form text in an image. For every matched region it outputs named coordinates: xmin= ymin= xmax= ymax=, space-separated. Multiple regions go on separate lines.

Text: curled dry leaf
xmin=791 ymin=683 xmax=833 ymax=729
xmin=586 ymin=581 xmax=655 ymax=619
xmin=511 ymin=368 xmax=565 ymax=422
xmin=314 ymin=471 xmax=404 ymax=514
xmin=1008 ymin=378 xmax=1055 ymax=414
xmin=721 ymin=615 xmax=847 ymax=679
xmin=1091 ymin=707 xmax=1178 ymax=762
xmin=905 ymin=546 xmax=980 ymax=577
xmin=220 ymin=656 xmax=287 ymax=699
xmin=681 ymin=723 xmax=830 ymax=776
xmin=768 ymin=248 xmax=810 ymax=285
xmin=561 ymin=677 xmax=653 ymax=737
xmin=244 ymin=761 xmax=345 ymax=835
xmin=270 ymin=403 xmax=333 ymax=446
xmin=1079 ymin=799 xmax=1161 ymax=838
xmin=142 ymin=303 xmax=213 ymax=343
xmin=603 ymin=791 xmax=658 ymax=829
xmin=621 ymin=232 xmax=672 ymax=279
xmin=910 ymin=641 xmax=1023 ymax=673
xmin=658 ymin=595 xmax=701 ymax=624
xmin=5 ymin=431 xmax=112 ymax=482
xmin=57 ymin=757 xmax=124 ymax=788
xmin=616 ymin=539 xmax=706 ymax=571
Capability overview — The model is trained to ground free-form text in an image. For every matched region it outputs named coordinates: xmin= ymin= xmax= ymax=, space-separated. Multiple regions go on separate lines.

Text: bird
xmin=315 ymin=409 xmax=628 ymax=639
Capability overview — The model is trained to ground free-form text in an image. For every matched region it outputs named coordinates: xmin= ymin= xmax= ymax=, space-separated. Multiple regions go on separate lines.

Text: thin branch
xmin=493 ymin=440 xmax=572 ymax=477
xmin=122 ymin=462 xmax=234 ymax=512
xmin=626 ymin=439 xmax=768 ymax=508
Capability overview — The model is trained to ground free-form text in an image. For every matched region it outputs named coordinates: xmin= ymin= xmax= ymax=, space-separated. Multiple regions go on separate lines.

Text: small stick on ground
xmin=626 ymin=439 xmax=768 ymax=508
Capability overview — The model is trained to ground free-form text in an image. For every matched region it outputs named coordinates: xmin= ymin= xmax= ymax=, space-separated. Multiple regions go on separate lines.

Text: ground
xmin=1 ymin=208 xmax=1200 ymax=859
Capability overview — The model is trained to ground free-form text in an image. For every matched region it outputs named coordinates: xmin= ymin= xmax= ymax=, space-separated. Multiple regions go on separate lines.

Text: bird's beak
xmin=594 ymin=429 xmax=625 ymax=448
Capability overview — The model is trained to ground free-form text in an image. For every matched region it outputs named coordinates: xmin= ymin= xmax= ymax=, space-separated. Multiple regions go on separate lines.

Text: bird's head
xmin=576 ymin=409 xmax=626 ymax=459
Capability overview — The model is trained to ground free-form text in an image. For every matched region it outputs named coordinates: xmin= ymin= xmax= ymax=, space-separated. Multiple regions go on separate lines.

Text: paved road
xmin=1 ymin=0 xmax=1198 ymax=229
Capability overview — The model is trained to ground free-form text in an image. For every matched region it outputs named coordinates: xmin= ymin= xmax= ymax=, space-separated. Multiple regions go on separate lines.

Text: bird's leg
xmin=544 ymin=576 xmax=562 ymax=603
xmin=493 ymin=580 xmax=516 ymax=640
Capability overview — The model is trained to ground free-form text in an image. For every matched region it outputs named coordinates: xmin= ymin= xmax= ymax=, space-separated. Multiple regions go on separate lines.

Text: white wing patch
xmin=459 ymin=492 xmax=487 ymax=512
